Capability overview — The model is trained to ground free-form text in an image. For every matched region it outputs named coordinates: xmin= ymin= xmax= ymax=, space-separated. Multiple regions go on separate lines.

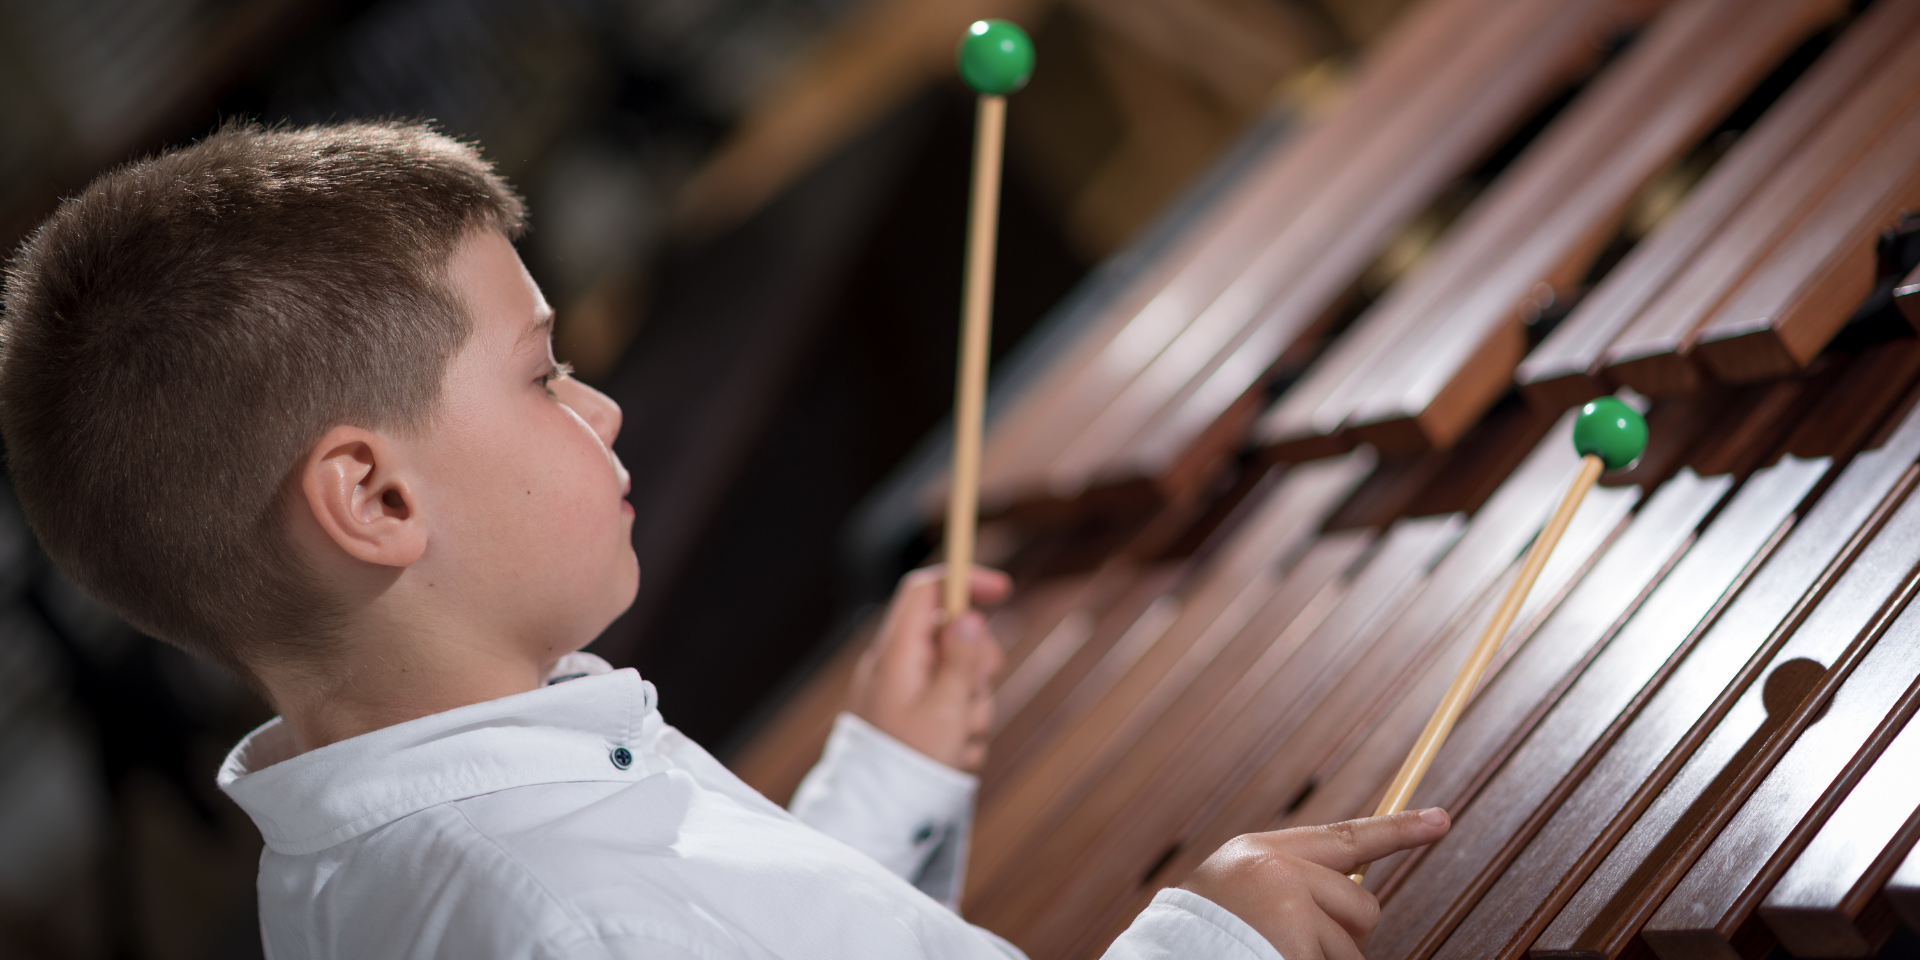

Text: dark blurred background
xmin=0 ymin=0 xmax=1406 ymax=956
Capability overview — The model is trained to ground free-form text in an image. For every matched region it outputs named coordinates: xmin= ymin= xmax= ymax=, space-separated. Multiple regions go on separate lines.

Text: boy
xmin=0 ymin=122 xmax=1447 ymax=960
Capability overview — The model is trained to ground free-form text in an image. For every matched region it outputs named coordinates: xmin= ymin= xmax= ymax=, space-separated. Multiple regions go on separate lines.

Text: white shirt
xmin=218 ymin=653 xmax=1282 ymax=960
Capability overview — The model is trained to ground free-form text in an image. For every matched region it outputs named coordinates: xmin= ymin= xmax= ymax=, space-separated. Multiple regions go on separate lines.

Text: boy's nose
xmin=558 ymin=378 xmax=623 ymax=447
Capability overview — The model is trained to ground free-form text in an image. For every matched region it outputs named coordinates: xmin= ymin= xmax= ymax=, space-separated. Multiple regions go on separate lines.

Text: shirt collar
xmin=219 ymin=653 xmax=665 ymax=856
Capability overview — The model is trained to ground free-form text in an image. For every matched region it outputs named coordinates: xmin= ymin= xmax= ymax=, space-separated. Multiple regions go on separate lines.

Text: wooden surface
xmin=978 ymin=477 xmax=1237 ymax=784
xmin=1527 ymin=453 xmax=1920 ymax=957
xmin=1455 ymin=387 xmax=1920 ymax=958
xmin=1096 ymin=0 xmax=1640 ymax=480
xmin=739 ymin=497 xmax=1182 ymax=805
xmin=973 ymin=511 xmax=1465 ymax=948
xmin=1283 ymin=472 xmax=1703 ymax=849
xmin=979 ymin=455 xmax=1367 ymax=790
xmin=1284 ymin=475 xmax=1663 ymax=885
xmin=1365 ymin=455 xmax=1819 ymax=960
xmin=968 ymin=453 xmax=1371 ymax=884
xmin=984 ymin=561 xmax=1188 ymax=788
xmin=1688 ymin=97 xmax=1920 ymax=383
xmin=1359 ymin=453 xmax=1608 ymax=855
xmin=1496 ymin=444 xmax=1912 ymax=960
xmin=1341 ymin=0 xmax=1845 ymax=452
xmin=1593 ymin=18 xmax=1920 ymax=397
xmin=1044 ymin=0 xmax=1638 ymax=494
xmin=1021 ymin=416 xmax=1599 ymax=954
xmin=1889 ymin=843 xmax=1920 ymax=932
xmin=1323 ymin=395 xmax=1562 ymax=532
xmin=1254 ymin=0 xmax=1673 ymax=457
xmin=1637 ymin=595 xmax=1920 ymax=959
xmin=968 ymin=0 xmax=1523 ymax=511
xmin=987 ymin=573 xmax=1109 ymax=722
xmin=1758 ymin=701 xmax=1920 ymax=958
xmin=1513 ymin=0 xmax=1920 ymax=408
xmin=1777 ymin=343 xmax=1920 ymax=462
xmin=1260 ymin=0 xmax=1836 ymax=456
xmin=967 ymin=529 xmax=1370 ymax=901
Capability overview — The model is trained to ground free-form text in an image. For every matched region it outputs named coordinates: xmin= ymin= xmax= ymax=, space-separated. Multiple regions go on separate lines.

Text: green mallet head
xmin=957 ymin=20 xmax=1035 ymax=95
xmin=1573 ymin=397 xmax=1649 ymax=470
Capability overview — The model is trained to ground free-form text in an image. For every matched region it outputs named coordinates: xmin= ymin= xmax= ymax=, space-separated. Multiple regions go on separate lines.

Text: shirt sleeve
xmin=1099 ymin=888 xmax=1286 ymax=960
xmin=789 ymin=712 xmax=978 ymax=908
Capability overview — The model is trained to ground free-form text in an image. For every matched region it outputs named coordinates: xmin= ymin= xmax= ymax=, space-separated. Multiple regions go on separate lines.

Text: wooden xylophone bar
xmin=967 ymin=0 xmax=1659 ymax=511
xmin=1516 ymin=0 xmax=1920 ymax=405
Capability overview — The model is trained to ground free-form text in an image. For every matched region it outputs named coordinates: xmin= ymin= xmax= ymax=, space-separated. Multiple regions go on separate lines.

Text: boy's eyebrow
xmin=521 ymin=308 xmax=555 ymax=345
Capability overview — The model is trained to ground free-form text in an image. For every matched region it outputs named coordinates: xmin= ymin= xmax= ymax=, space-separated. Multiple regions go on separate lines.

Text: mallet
xmin=1350 ymin=397 xmax=1648 ymax=882
xmin=944 ymin=20 xmax=1035 ymax=618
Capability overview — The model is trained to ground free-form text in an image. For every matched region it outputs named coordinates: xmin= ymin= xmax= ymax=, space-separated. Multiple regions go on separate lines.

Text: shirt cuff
xmin=1100 ymin=888 xmax=1286 ymax=960
xmin=789 ymin=713 xmax=978 ymax=906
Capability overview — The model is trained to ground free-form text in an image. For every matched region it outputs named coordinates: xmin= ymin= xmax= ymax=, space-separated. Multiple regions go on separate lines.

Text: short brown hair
xmin=0 ymin=121 xmax=525 ymax=678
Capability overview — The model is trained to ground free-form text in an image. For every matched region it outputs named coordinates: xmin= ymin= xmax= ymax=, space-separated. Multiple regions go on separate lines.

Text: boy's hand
xmin=1180 ymin=809 xmax=1450 ymax=960
xmin=848 ymin=565 xmax=1010 ymax=772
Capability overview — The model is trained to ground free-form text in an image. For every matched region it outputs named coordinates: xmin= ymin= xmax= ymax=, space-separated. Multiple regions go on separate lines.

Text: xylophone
xmin=732 ymin=0 xmax=1920 ymax=956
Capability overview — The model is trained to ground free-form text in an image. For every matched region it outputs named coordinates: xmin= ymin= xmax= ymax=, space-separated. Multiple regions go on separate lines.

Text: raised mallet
xmin=943 ymin=20 xmax=1035 ymax=618
xmin=1351 ymin=397 xmax=1648 ymax=882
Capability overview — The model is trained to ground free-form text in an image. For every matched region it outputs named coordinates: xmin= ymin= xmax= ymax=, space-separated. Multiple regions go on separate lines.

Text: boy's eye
xmin=537 ymin=361 xmax=575 ymax=391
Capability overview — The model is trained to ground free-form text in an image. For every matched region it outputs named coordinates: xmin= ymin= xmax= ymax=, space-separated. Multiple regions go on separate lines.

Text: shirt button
xmin=912 ymin=821 xmax=935 ymax=845
xmin=611 ymin=747 xmax=633 ymax=770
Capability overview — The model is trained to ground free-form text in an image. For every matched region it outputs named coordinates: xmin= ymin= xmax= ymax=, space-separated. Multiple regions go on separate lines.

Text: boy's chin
xmin=590 ymin=561 xmax=642 ymax=632
xmin=617 ymin=557 xmax=641 ymax=609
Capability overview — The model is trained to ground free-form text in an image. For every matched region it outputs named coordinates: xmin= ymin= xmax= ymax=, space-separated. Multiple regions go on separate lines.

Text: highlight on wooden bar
xmin=727 ymin=0 xmax=1920 ymax=955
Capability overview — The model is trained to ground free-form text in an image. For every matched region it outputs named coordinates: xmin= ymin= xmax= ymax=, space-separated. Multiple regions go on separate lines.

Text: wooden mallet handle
xmin=1350 ymin=398 xmax=1646 ymax=882
xmin=944 ymin=21 xmax=1034 ymax=618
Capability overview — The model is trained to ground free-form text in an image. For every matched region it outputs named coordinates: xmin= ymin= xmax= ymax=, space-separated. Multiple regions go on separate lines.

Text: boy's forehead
xmin=448 ymin=230 xmax=550 ymax=345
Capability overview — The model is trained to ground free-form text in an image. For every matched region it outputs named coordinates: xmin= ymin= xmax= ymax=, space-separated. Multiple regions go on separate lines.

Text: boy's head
xmin=1 ymin=121 xmax=638 ymax=685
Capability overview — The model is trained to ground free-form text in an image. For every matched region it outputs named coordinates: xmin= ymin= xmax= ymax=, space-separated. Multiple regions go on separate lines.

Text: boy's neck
xmin=260 ymin=621 xmax=553 ymax=755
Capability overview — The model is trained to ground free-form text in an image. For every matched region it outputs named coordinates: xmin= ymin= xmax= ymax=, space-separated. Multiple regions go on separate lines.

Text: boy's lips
xmin=615 ymin=460 xmax=632 ymax=516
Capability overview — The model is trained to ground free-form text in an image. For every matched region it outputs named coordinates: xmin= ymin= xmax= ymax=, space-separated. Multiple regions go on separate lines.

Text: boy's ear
xmin=299 ymin=426 xmax=427 ymax=568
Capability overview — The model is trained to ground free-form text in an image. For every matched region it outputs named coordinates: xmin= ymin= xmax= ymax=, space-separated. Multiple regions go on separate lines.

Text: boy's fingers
xmin=1269 ymin=809 xmax=1450 ymax=874
xmin=933 ymin=612 xmax=991 ymax=700
xmin=1312 ymin=910 xmax=1366 ymax=960
xmin=966 ymin=690 xmax=993 ymax=737
xmin=975 ymin=630 xmax=1006 ymax=688
xmin=896 ymin=568 xmax=946 ymax=624
xmin=875 ymin=568 xmax=943 ymax=672
xmin=1253 ymin=900 xmax=1322 ymax=960
xmin=872 ymin=564 xmax=1007 ymax=690
xmin=958 ymin=739 xmax=987 ymax=772
xmin=894 ymin=566 xmax=946 ymax=608
xmin=966 ymin=566 xmax=1013 ymax=606
xmin=1306 ymin=860 xmax=1382 ymax=946
xmin=906 ymin=563 xmax=1010 ymax=609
